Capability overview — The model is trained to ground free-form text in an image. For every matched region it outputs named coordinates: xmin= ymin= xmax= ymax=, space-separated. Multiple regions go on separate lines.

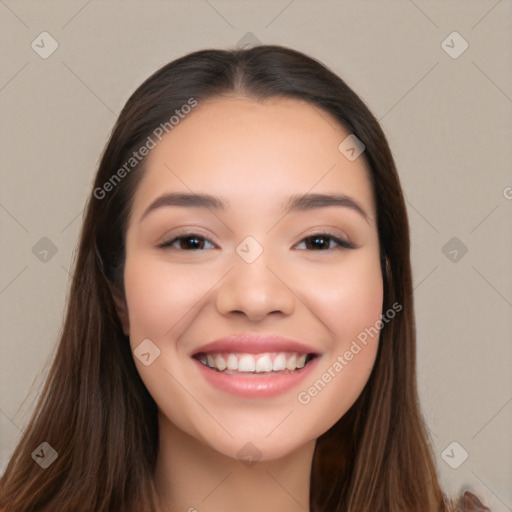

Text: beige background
xmin=1 ymin=0 xmax=511 ymax=509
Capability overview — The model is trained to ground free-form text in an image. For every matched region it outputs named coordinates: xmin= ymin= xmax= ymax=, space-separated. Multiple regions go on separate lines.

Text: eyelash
xmin=157 ymin=230 xmax=356 ymax=251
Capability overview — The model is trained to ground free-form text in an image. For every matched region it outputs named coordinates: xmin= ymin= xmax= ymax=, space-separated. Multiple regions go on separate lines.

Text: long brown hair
xmin=0 ymin=45 xmax=456 ymax=511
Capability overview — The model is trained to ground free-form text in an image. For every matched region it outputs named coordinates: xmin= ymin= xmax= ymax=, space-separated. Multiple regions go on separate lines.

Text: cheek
xmin=123 ymin=253 xmax=209 ymax=341
xmin=292 ymin=250 xmax=384 ymax=344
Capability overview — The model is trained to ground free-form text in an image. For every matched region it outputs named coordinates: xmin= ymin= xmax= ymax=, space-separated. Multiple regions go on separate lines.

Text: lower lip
xmin=193 ymin=356 xmax=320 ymax=398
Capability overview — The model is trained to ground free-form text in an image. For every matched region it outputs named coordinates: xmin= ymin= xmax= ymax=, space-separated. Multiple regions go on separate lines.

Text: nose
xmin=215 ymin=248 xmax=296 ymax=322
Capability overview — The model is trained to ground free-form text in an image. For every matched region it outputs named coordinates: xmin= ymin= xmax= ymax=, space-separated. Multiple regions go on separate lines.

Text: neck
xmin=153 ymin=411 xmax=315 ymax=512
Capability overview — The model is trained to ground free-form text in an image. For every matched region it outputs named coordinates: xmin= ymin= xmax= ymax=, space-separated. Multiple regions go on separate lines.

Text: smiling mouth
xmin=193 ymin=351 xmax=318 ymax=375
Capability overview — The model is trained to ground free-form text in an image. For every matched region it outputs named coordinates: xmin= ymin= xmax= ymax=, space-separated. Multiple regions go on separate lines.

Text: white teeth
xmin=286 ymin=354 xmax=297 ymax=371
xmin=197 ymin=351 xmax=314 ymax=373
xmin=214 ymin=354 xmax=227 ymax=371
xmin=226 ymin=354 xmax=238 ymax=370
xmin=272 ymin=353 xmax=287 ymax=371
xmin=296 ymin=354 xmax=306 ymax=369
xmin=255 ymin=354 xmax=273 ymax=372
xmin=238 ymin=355 xmax=256 ymax=372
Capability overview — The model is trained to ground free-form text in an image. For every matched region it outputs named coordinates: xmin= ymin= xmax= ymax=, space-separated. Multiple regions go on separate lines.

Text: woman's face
xmin=119 ymin=95 xmax=383 ymax=461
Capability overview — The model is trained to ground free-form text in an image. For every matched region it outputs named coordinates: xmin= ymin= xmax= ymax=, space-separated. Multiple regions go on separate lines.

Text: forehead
xmin=130 ymin=95 xmax=375 ymax=221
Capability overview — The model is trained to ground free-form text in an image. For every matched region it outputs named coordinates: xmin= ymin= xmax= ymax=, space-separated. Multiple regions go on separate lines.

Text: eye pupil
xmin=181 ymin=236 xmax=203 ymax=250
xmin=307 ymin=235 xmax=330 ymax=250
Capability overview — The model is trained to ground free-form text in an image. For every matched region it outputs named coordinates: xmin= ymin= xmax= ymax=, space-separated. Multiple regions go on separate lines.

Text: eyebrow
xmin=140 ymin=192 xmax=228 ymax=222
xmin=283 ymin=192 xmax=369 ymax=222
xmin=139 ymin=192 xmax=370 ymax=223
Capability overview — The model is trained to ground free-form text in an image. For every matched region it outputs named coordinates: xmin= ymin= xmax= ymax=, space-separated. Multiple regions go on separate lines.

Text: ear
xmin=110 ymin=284 xmax=130 ymax=336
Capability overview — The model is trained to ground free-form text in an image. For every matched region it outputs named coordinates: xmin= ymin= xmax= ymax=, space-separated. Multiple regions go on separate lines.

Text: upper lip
xmin=191 ymin=333 xmax=321 ymax=356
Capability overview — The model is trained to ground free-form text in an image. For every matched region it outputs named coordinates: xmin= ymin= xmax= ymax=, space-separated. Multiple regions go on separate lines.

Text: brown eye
xmin=158 ymin=234 xmax=215 ymax=251
xmin=297 ymin=233 xmax=354 ymax=251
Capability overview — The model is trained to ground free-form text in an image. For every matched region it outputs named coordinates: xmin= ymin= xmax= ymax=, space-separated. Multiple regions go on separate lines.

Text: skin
xmin=114 ymin=96 xmax=383 ymax=512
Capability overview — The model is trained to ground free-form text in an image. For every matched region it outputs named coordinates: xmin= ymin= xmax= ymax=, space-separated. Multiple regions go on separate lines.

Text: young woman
xmin=0 ymin=45 xmax=490 ymax=511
